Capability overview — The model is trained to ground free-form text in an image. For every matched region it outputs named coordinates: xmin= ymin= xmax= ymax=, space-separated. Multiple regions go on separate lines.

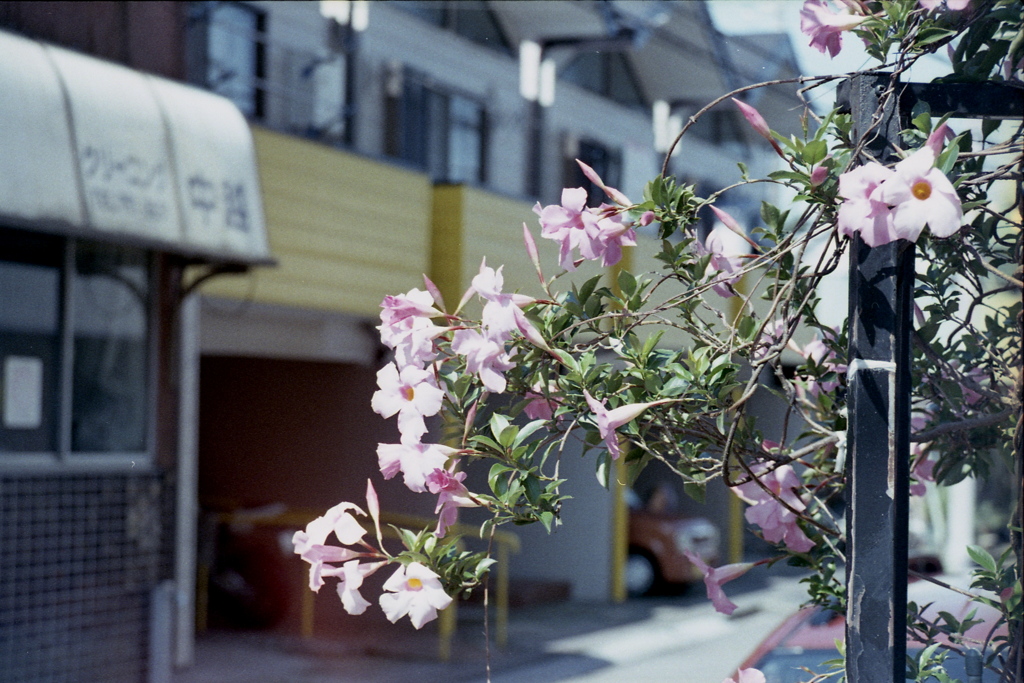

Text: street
xmin=175 ymin=572 xmax=810 ymax=683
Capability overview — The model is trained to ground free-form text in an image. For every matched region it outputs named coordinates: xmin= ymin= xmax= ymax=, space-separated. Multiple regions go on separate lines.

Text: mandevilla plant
xmin=295 ymin=0 xmax=1022 ymax=680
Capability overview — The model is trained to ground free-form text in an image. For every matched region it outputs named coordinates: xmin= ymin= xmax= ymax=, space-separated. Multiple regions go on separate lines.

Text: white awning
xmin=0 ymin=29 xmax=272 ymax=266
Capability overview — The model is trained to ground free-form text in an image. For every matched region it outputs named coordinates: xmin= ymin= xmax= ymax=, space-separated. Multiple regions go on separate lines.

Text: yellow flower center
xmin=402 ymin=386 xmax=416 ymax=401
xmin=911 ymin=180 xmax=932 ymax=200
xmin=407 ymin=577 xmax=423 ymax=590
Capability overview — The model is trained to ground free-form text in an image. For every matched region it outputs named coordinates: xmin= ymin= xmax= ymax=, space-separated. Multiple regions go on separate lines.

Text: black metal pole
xmin=840 ymin=73 xmax=913 ymax=683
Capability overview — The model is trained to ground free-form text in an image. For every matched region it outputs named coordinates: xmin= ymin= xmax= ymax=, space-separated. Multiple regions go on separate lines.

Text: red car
xmin=740 ymin=577 xmax=1007 ymax=682
xmin=625 ymin=487 xmax=720 ymax=596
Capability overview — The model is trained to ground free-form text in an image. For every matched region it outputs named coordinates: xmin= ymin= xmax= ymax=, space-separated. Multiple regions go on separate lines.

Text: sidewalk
xmin=173 ymin=572 xmax=808 ymax=683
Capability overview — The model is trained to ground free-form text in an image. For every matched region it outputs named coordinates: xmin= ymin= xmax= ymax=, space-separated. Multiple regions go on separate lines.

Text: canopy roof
xmin=0 ymin=29 xmax=271 ymax=266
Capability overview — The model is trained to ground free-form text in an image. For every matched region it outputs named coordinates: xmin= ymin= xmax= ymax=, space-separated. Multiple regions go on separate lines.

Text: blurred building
xmin=0 ymin=1 xmax=802 ymax=680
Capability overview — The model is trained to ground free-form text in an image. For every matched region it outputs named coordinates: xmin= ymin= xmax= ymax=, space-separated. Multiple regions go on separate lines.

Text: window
xmin=385 ymin=69 xmax=488 ymax=185
xmin=0 ymin=229 xmax=152 ymax=460
xmin=687 ymin=110 xmax=748 ymax=155
xmin=390 ymin=1 xmax=511 ymax=55
xmin=565 ymin=138 xmax=622 ymax=206
xmin=561 ymin=51 xmax=646 ymax=109
xmin=187 ymin=1 xmax=267 ymax=119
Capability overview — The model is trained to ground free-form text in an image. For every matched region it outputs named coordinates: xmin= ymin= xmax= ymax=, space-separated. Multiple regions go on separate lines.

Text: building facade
xmin=0 ymin=2 xmax=802 ymax=679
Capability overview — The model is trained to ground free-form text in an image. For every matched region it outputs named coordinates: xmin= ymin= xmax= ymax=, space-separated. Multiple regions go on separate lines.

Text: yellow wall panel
xmin=432 ymin=185 xmax=609 ymax=312
xmin=200 ymin=127 xmax=433 ymax=317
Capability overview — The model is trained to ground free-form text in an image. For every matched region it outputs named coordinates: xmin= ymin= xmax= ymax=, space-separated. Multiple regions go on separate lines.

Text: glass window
xmin=562 ymin=52 xmax=646 ymax=109
xmin=196 ymin=2 xmax=266 ymax=119
xmin=71 ymin=245 xmax=149 ymax=453
xmin=0 ymin=230 xmax=152 ymax=460
xmin=385 ymin=70 xmax=487 ymax=185
xmin=447 ymin=94 xmax=486 ymax=184
xmin=561 ymin=52 xmax=603 ymax=95
xmin=0 ymin=234 xmax=62 ymax=453
xmin=569 ymin=140 xmax=622 ymax=206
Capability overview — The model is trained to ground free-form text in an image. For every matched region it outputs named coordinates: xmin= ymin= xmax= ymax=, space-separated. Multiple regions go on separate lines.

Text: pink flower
xmin=292 ymin=501 xmax=367 ymax=591
xmin=580 ymin=208 xmax=637 ymax=267
xmin=371 ymin=363 xmax=445 ymax=444
xmin=724 ymin=668 xmax=767 ymax=683
xmin=379 ymin=289 xmax=448 ymax=368
xmin=380 ymin=288 xmax=441 ymax=330
xmin=734 ymin=465 xmax=815 ymax=553
xmin=426 ymin=468 xmax=477 ymax=537
xmin=732 ymin=99 xmax=784 ymax=157
xmin=879 ymin=125 xmax=962 ymax=241
xmin=524 ymin=384 xmax=559 ymax=421
xmin=800 ymin=0 xmax=868 ymax=58
xmin=800 ymin=332 xmax=847 ymax=396
xmin=326 ymin=560 xmax=383 ymax=615
xmin=910 ymin=455 xmax=936 ymax=497
xmin=379 ymin=562 xmax=453 ymax=629
xmin=384 ymin=316 xmax=448 ymax=369
xmin=810 ymin=164 xmax=829 ymax=187
xmin=946 ymin=361 xmax=986 ymax=406
xmin=451 ymin=328 xmax=516 ymax=393
xmin=534 ymin=187 xmax=637 ymax=270
xmin=534 ymin=187 xmax=589 ymax=271
xmin=583 ymin=391 xmax=661 ymax=460
xmin=753 ymin=319 xmax=789 ymax=361
xmin=684 ymin=549 xmax=754 ymax=616
xmin=909 ymin=414 xmax=935 ymax=497
xmin=837 ymin=163 xmax=897 ymax=246
xmin=577 ymin=159 xmax=631 ymax=206
xmin=472 ymin=260 xmax=546 ymax=348
xmin=377 ymin=442 xmax=457 ymax=493
xmin=696 ymin=222 xmax=746 ymax=298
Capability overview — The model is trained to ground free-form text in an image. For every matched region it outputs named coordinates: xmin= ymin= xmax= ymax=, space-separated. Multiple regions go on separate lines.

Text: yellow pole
xmin=726 ymin=276 xmax=747 ymax=564
xmin=608 ymin=246 xmax=633 ymax=603
xmin=496 ymin=542 xmax=510 ymax=647
xmin=611 ymin=454 xmax=629 ymax=602
xmin=438 ymin=600 xmax=456 ymax=661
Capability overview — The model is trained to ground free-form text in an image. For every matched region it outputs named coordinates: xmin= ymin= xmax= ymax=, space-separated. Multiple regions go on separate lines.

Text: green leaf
xmin=684 ymin=480 xmax=706 ymax=504
xmin=488 ymin=463 xmax=513 ymax=495
xmin=767 ymin=170 xmax=809 ymax=184
xmin=489 ymin=412 xmax=511 ymax=442
xmin=760 ymin=201 xmax=781 ymax=229
xmin=641 ymin=330 xmax=666 ymax=361
xmin=539 ymin=510 xmax=556 ymax=533
xmin=513 ymin=420 xmax=548 ymax=448
xmin=497 ymin=424 xmax=519 ymax=449
xmin=915 ymin=27 xmax=956 ymax=46
xmin=802 ymin=139 xmax=828 ymax=165
xmin=524 ymin=475 xmax=543 ymax=505
xmin=911 ymin=110 xmax=932 ymax=135
xmin=967 ymin=545 xmax=997 ymax=573
xmin=980 ymin=117 xmax=1000 ymax=140
xmin=737 ymin=315 xmax=758 ymax=342
xmin=617 ymin=269 xmax=637 ymax=297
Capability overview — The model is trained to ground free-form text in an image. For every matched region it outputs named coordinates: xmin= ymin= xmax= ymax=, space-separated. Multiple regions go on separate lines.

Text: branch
xmin=912 ymin=408 xmax=1013 ymax=442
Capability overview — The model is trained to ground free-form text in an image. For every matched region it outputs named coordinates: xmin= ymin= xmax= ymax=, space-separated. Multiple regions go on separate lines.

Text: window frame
xmin=565 ymin=138 xmax=623 ymax=206
xmin=188 ymin=0 xmax=268 ymax=121
xmin=0 ymin=230 xmax=158 ymax=472
xmin=384 ymin=67 xmax=489 ymax=186
xmin=560 ymin=51 xmax=647 ymax=110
